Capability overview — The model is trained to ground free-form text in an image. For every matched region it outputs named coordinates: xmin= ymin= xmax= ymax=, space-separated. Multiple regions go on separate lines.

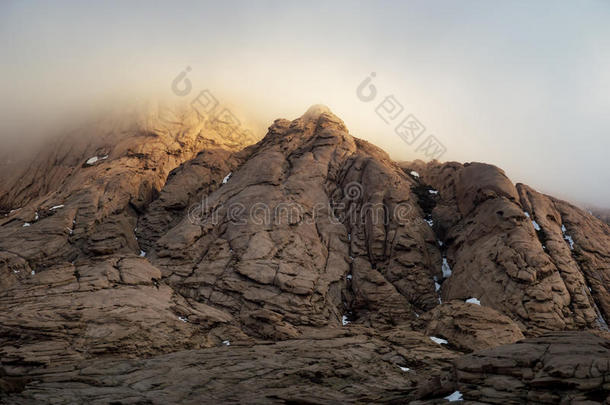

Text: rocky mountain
xmin=0 ymin=105 xmax=608 ymax=404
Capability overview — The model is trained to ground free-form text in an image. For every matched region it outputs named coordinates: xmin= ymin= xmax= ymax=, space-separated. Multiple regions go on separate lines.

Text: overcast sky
xmin=1 ymin=0 xmax=609 ymax=207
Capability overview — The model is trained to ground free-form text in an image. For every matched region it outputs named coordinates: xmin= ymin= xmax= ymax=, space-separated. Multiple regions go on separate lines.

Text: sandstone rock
xmin=1 ymin=105 xmax=608 ymax=403
xmin=419 ymin=300 xmax=525 ymax=352
xmin=453 ymin=332 xmax=610 ymax=404
xmin=408 ymin=160 xmax=609 ymax=335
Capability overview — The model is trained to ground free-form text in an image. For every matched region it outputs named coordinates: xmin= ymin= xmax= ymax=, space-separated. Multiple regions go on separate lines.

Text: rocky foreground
xmin=0 ymin=105 xmax=608 ymax=404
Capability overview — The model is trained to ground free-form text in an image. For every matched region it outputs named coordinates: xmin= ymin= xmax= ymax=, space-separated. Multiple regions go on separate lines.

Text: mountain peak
xmin=1 ymin=106 xmax=609 ymax=404
xmin=302 ymin=104 xmax=332 ymax=120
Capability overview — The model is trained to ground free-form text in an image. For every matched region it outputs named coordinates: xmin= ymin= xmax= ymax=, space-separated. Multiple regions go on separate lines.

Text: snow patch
xmin=222 ymin=172 xmax=232 ymax=184
xmin=442 ymin=258 xmax=452 ymax=278
xmin=466 ymin=297 xmax=481 ymax=305
xmin=445 ymin=391 xmax=463 ymax=401
xmin=140 ymin=250 xmax=146 ymax=257
xmin=428 ymin=189 xmax=438 ymax=195
xmin=532 ymin=220 xmax=541 ymax=231
xmin=31 ymin=270 xmax=35 ymax=276
xmin=425 ymin=218 xmax=434 ymax=227
xmin=398 ymin=366 xmax=410 ymax=372
xmin=50 ymin=205 xmax=64 ymax=211
xmin=222 ymin=340 xmax=231 ymax=346
xmin=178 ymin=316 xmax=188 ymax=323
xmin=85 ymin=155 xmax=108 ymax=166
xmin=524 ymin=211 xmax=530 ymax=218
xmin=410 ymin=170 xmax=420 ymax=178
xmin=23 ymin=222 xmax=31 ymax=227
xmin=429 ymin=336 xmax=448 ymax=345
xmin=435 ymin=281 xmax=441 ymax=292
xmin=561 ymin=225 xmax=575 ymax=250
xmin=438 ymin=240 xmax=443 ymax=247
xmin=346 ymin=274 xmax=353 ymax=280
xmin=342 ymin=315 xmax=350 ymax=326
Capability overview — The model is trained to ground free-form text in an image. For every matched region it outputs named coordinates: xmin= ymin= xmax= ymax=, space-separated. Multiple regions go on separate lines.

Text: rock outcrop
xmin=1 ymin=105 xmax=608 ymax=403
xmin=453 ymin=332 xmax=610 ymax=404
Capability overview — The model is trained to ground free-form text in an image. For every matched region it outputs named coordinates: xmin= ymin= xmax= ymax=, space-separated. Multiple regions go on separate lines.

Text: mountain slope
xmin=1 ymin=105 xmax=608 ymax=404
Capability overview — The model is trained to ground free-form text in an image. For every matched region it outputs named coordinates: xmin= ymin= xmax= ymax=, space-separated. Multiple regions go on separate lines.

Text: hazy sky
xmin=1 ymin=0 xmax=609 ymax=207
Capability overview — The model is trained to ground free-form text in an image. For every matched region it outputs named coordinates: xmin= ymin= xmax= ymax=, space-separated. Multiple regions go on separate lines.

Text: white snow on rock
xmin=445 ymin=391 xmax=463 ymax=401
xmin=410 ymin=170 xmax=420 ymax=178
xmin=466 ymin=297 xmax=481 ymax=305
xmin=442 ymin=258 xmax=452 ymax=278
xmin=524 ymin=212 xmax=542 ymax=231
xmin=428 ymin=189 xmax=438 ymax=195
xmin=342 ymin=315 xmax=350 ymax=326
xmin=435 ymin=281 xmax=441 ymax=292
xmin=31 ymin=270 xmax=35 ymax=276
xmin=85 ymin=155 xmax=108 ymax=166
xmin=222 ymin=340 xmax=231 ymax=346
xmin=561 ymin=225 xmax=575 ymax=250
xmin=425 ymin=218 xmax=434 ymax=227
xmin=23 ymin=222 xmax=31 ymax=227
xmin=140 ymin=250 xmax=146 ymax=257
xmin=438 ymin=240 xmax=443 ymax=247
xmin=398 ymin=366 xmax=410 ymax=372
xmin=222 ymin=172 xmax=232 ymax=184
xmin=346 ymin=274 xmax=353 ymax=280
xmin=178 ymin=316 xmax=188 ymax=323
xmin=50 ymin=205 xmax=64 ymax=211
xmin=429 ymin=336 xmax=448 ymax=345
xmin=34 ymin=212 xmax=39 ymax=221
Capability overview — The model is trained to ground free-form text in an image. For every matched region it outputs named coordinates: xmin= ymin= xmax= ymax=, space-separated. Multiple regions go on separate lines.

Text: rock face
xmin=1 ymin=105 xmax=609 ymax=403
xmin=405 ymin=160 xmax=609 ymax=335
xmin=419 ymin=300 xmax=524 ymax=352
xmin=454 ymin=332 xmax=610 ymax=404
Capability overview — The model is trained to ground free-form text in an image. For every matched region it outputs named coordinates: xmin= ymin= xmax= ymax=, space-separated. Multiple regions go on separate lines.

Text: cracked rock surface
xmin=1 ymin=105 xmax=609 ymax=403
